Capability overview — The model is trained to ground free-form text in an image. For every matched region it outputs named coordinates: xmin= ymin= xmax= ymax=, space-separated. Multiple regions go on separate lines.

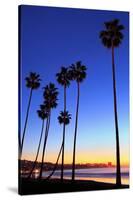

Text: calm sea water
xmin=41 ymin=167 xmax=129 ymax=184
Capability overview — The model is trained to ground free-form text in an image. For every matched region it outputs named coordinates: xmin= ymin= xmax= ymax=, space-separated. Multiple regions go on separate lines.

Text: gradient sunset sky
xmin=20 ymin=5 xmax=129 ymax=166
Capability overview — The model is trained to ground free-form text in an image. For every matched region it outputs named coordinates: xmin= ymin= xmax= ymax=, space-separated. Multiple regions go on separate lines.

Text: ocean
xmin=41 ymin=167 xmax=129 ymax=184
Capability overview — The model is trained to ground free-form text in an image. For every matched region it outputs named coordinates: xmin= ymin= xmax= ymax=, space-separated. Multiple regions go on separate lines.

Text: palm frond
xmin=25 ymin=72 xmax=41 ymax=90
xmin=37 ymin=103 xmax=49 ymax=120
xmin=58 ymin=111 xmax=71 ymax=125
xmin=100 ymin=19 xmax=124 ymax=48
xmin=56 ymin=67 xmax=70 ymax=87
xmin=43 ymin=83 xmax=58 ymax=110
xmin=69 ymin=61 xmax=87 ymax=83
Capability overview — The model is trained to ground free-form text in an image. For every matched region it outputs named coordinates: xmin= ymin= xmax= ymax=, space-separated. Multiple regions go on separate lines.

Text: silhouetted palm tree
xmin=69 ymin=61 xmax=87 ymax=181
xmin=58 ymin=111 xmax=71 ymax=125
xmin=20 ymin=72 xmax=41 ymax=158
xmin=56 ymin=67 xmax=70 ymax=181
xmin=28 ymin=104 xmax=49 ymax=178
xmin=99 ymin=19 xmax=124 ymax=186
xmin=39 ymin=83 xmax=58 ymax=179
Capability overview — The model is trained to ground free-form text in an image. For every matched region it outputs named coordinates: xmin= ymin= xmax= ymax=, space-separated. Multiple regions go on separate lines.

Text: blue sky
xmin=20 ymin=5 xmax=129 ymax=165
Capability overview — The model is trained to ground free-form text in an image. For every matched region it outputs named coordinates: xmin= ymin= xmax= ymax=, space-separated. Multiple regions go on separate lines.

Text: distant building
xmin=108 ymin=162 xmax=112 ymax=167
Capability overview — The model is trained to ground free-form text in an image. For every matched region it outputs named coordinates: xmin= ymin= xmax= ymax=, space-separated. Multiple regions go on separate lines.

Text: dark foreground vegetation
xmin=19 ymin=178 xmax=129 ymax=195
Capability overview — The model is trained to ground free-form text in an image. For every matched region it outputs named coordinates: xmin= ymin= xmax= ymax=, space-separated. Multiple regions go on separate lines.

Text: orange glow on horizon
xmin=21 ymin=150 xmax=129 ymax=167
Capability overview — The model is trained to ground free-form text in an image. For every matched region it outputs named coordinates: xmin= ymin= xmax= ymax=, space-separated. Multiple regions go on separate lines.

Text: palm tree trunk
xmin=18 ymin=131 xmax=21 ymax=159
xmin=61 ymin=86 xmax=66 ymax=181
xmin=72 ymin=81 xmax=80 ymax=181
xmin=27 ymin=119 xmax=45 ymax=179
xmin=111 ymin=44 xmax=121 ymax=186
xmin=39 ymin=112 xmax=51 ymax=179
xmin=45 ymin=141 xmax=63 ymax=180
xmin=20 ymin=88 xmax=33 ymax=158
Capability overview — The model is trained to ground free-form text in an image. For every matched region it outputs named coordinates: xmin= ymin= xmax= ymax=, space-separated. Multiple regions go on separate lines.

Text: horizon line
xmin=20 ymin=159 xmax=129 ymax=167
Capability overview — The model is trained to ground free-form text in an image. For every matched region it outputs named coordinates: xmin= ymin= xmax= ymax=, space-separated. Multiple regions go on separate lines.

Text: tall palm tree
xmin=99 ymin=19 xmax=124 ymax=186
xmin=56 ymin=67 xmax=70 ymax=181
xmin=28 ymin=104 xmax=49 ymax=178
xmin=39 ymin=83 xmax=58 ymax=179
xmin=69 ymin=61 xmax=87 ymax=181
xmin=20 ymin=72 xmax=41 ymax=158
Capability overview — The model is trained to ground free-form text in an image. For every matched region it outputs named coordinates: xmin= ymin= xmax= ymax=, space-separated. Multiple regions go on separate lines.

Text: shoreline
xmin=19 ymin=178 xmax=129 ymax=195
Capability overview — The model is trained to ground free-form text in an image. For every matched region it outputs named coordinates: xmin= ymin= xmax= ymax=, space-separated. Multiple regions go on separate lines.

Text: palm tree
xmin=39 ymin=83 xmax=58 ymax=179
xmin=27 ymin=104 xmax=49 ymax=178
xmin=56 ymin=67 xmax=70 ymax=181
xmin=99 ymin=19 xmax=124 ymax=186
xmin=58 ymin=111 xmax=71 ymax=125
xmin=58 ymin=111 xmax=71 ymax=179
xmin=20 ymin=72 xmax=41 ymax=158
xmin=69 ymin=61 xmax=87 ymax=181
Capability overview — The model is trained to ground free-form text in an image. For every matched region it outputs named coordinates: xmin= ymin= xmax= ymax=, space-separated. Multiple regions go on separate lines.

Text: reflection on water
xmin=40 ymin=167 xmax=129 ymax=185
xmin=75 ymin=176 xmax=129 ymax=184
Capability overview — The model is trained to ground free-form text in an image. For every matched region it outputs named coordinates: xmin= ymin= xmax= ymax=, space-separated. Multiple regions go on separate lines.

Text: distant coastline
xmin=20 ymin=159 xmax=117 ymax=172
